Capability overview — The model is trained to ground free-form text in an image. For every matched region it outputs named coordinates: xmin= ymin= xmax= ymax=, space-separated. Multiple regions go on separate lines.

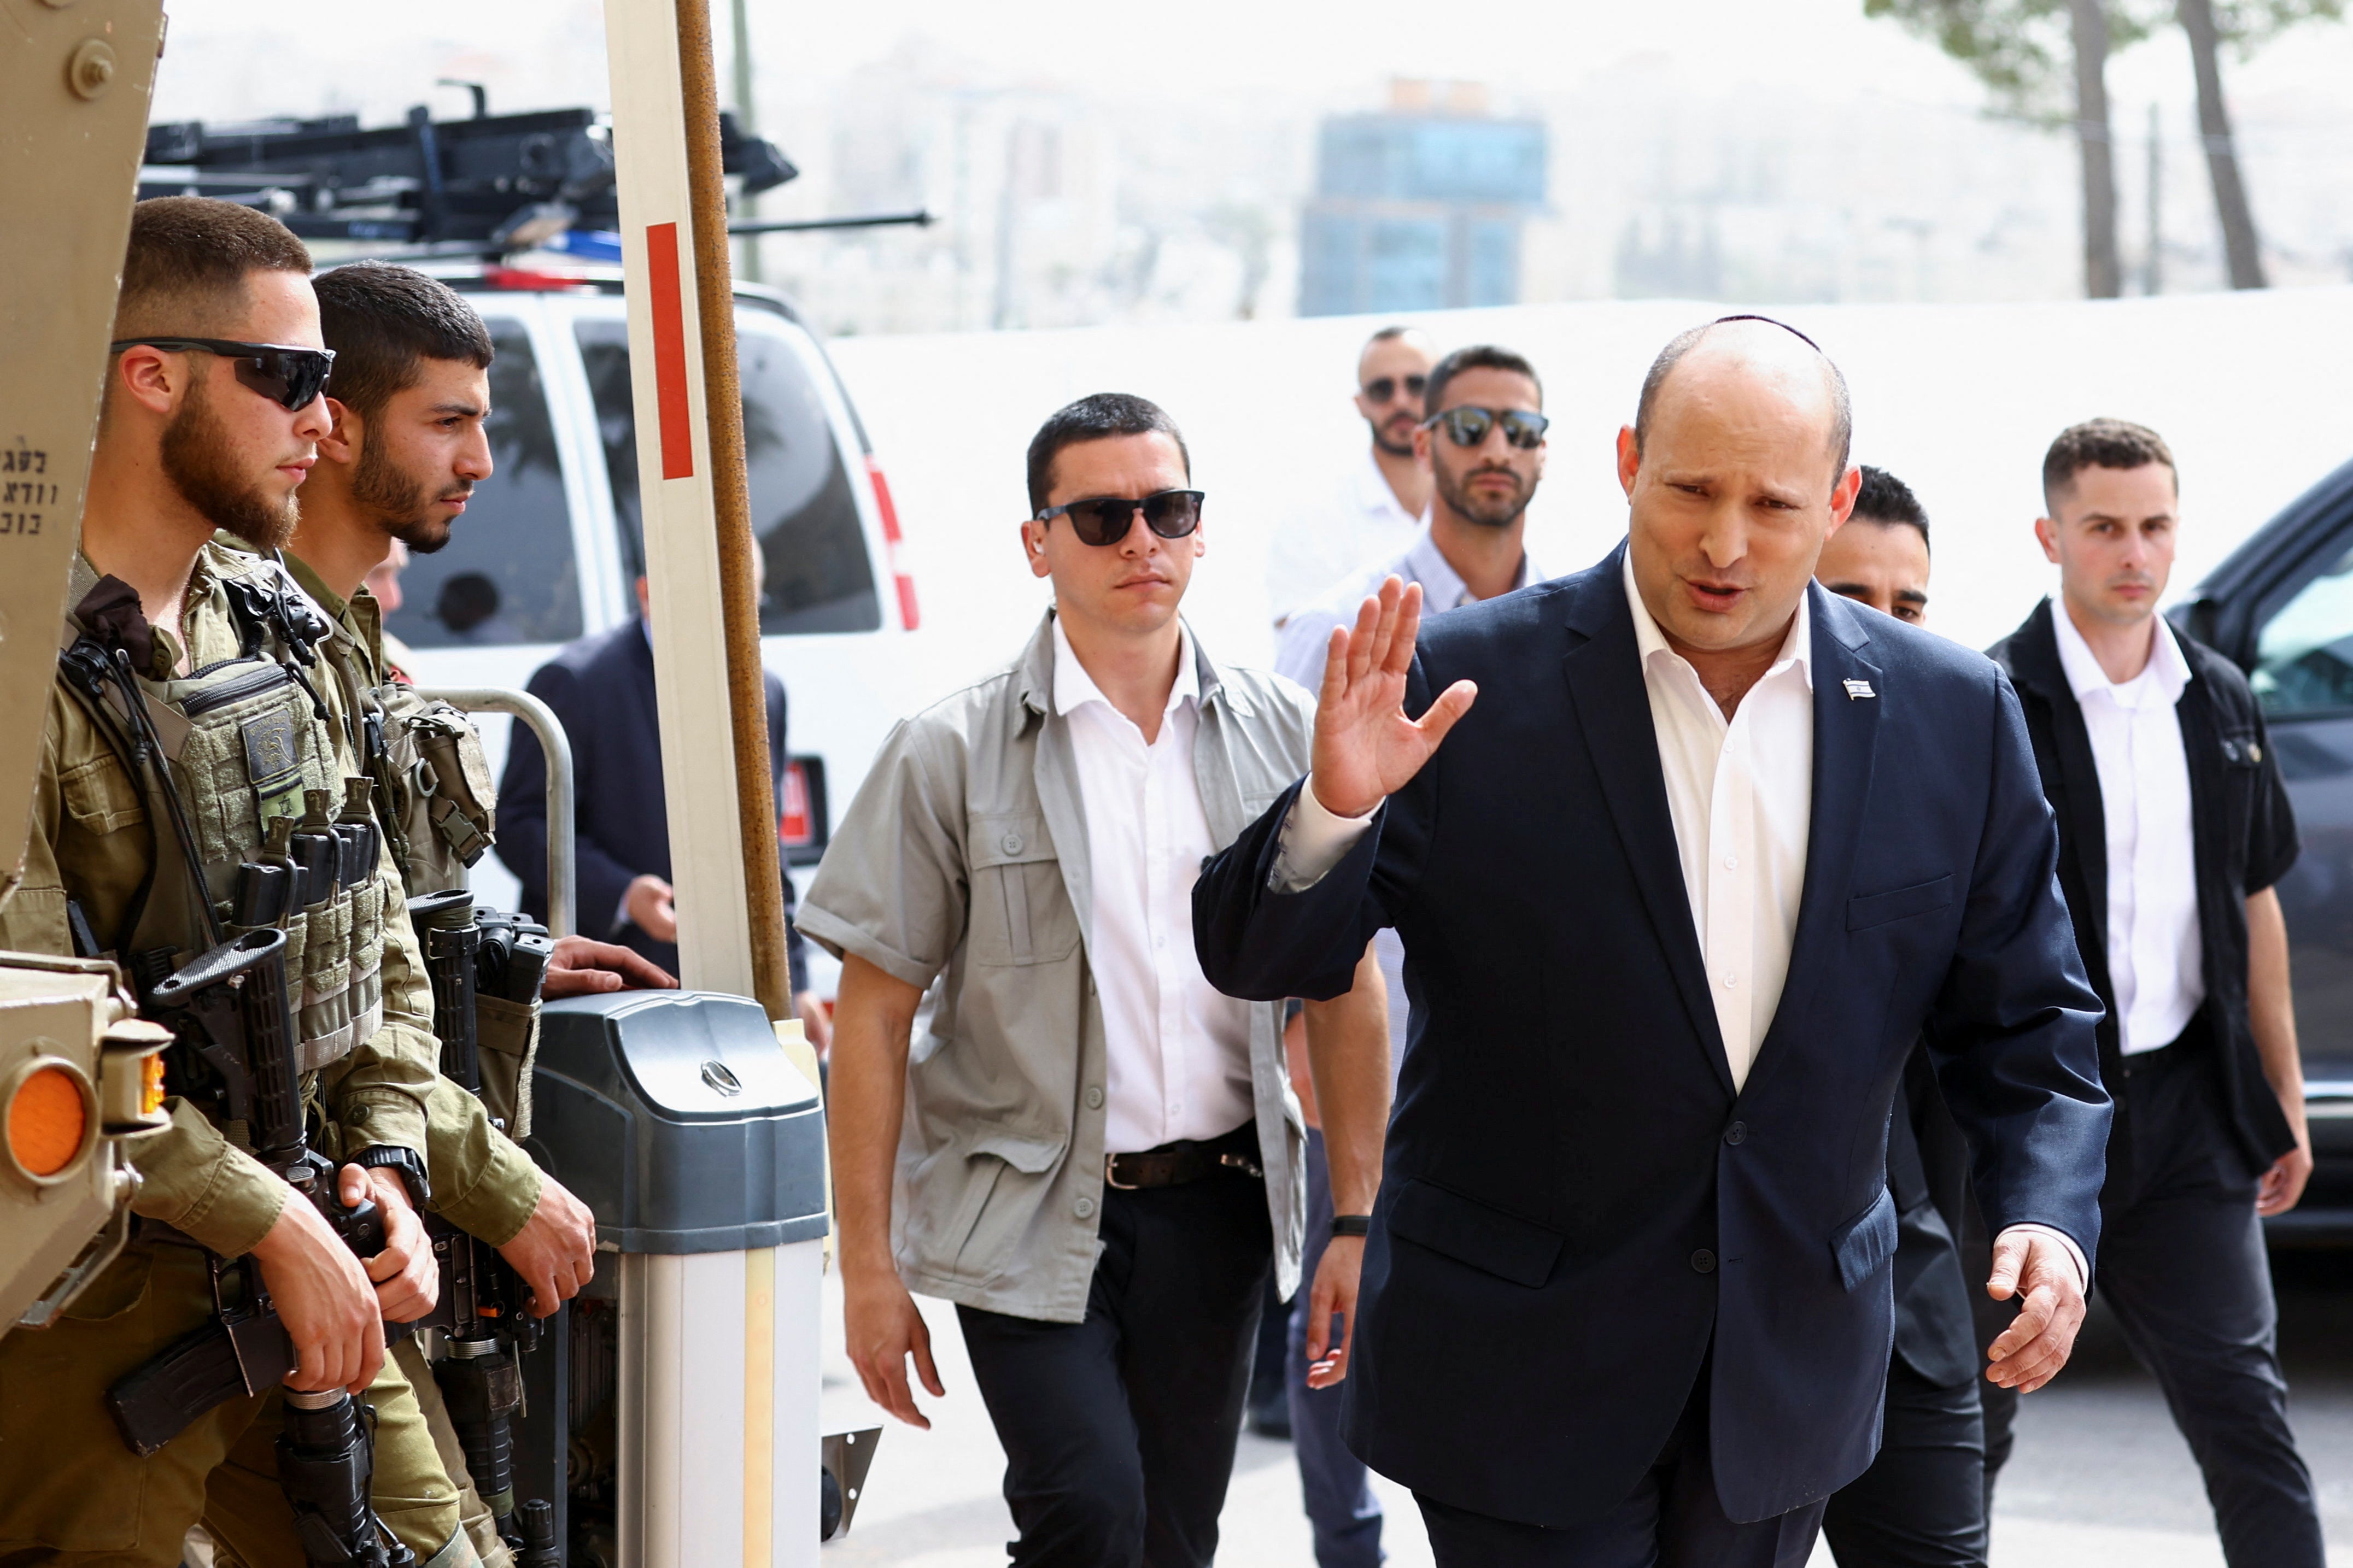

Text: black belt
xmin=1105 ymin=1124 xmax=1262 ymax=1190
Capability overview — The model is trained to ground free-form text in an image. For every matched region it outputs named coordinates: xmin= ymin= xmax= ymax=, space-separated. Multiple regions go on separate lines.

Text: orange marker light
xmin=142 ymin=1053 xmax=166 ymax=1117
xmin=9 ymin=1066 xmax=87 ymax=1177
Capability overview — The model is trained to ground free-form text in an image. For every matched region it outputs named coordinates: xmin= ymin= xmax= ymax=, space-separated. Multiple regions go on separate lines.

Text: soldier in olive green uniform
xmin=0 ymin=201 xmax=470 ymax=1567
xmin=279 ymin=260 xmax=672 ymax=1566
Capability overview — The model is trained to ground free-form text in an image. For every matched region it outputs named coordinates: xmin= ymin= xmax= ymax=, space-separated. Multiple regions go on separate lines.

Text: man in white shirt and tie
xmin=1269 ymin=326 xmax=1437 ymax=630
xmin=1986 ymin=419 xmax=2321 ymax=1567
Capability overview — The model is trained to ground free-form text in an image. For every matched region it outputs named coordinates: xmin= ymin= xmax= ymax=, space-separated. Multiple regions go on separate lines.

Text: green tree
xmin=1865 ymin=0 xmax=2155 ymax=297
xmin=1871 ymin=0 xmax=2344 ymax=295
xmin=2177 ymin=0 xmax=2342 ymax=289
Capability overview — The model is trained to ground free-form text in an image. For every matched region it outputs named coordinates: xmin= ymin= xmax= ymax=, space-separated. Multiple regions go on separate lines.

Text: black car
xmin=2173 ymin=454 xmax=2353 ymax=1243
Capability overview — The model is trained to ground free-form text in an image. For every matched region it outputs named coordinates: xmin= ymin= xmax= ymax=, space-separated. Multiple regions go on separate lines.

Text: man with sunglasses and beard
xmin=282 ymin=260 xmax=677 ymax=1566
xmin=0 ymin=199 xmax=474 ymax=1564
xmin=1271 ymin=326 xmax=1437 ymax=630
xmin=803 ymin=394 xmax=1391 ymax=1568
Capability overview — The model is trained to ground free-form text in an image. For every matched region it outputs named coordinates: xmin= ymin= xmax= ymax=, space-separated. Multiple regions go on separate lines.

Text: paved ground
xmin=818 ymin=1250 xmax=2353 ymax=1565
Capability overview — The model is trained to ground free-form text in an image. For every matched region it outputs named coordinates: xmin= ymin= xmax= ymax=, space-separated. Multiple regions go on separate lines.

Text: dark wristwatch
xmin=354 ymin=1145 xmax=432 ymax=1208
xmin=1331 ymin=1214 xmax=1372 ymax=1238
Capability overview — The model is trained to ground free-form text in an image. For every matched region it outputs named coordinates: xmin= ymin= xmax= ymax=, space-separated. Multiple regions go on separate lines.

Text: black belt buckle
xmin=1105 ymin=1152 xmax=1140 ymax=1191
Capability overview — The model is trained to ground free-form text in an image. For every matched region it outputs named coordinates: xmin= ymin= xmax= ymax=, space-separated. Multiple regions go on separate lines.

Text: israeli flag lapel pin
xmin=1843 ymin=678 xmax=1876 ymax=700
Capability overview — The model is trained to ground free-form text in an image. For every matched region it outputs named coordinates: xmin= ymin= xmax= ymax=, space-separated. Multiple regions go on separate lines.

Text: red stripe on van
xmin=647 ymin=222 xmax=694 ymax=480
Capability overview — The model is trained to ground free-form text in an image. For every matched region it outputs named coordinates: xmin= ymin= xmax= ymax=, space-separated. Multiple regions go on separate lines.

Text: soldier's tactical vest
xmin=58 ymin=556 xmax=389 ymax=1077
xmin=372 ymin=684 xmax=498 ymax=901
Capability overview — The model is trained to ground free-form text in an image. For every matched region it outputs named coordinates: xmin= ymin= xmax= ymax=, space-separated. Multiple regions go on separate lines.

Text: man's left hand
xmin=1984 ymin=1229 xmax=2086 ymax=1393
xmin=496 ymin=1174 xmax=599 ymax=1317
xmin=543 ymin=935 xmax=678 ymax=998
xmin=2258 ymin=1126 xmax=2314 ymax=1217
xmin=345 ymin=1163 xmax=439 ymax=1324
xmin=795 ymin=990 xmax=833 ymax=1055
xmin=1302 ymin=1236 xmax=1364 ymax=1390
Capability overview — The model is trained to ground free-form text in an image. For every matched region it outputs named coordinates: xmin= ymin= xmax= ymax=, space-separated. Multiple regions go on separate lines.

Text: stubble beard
xmin=1369 ymin=418 xmax=1417 ymax=460
xmin=1434 ymin=459 xmax=1530 ymax=530
xmin=352 ymin=432 xmax=457 ymax=556
xmin=159 ymin=375 xmax=300 ymax=552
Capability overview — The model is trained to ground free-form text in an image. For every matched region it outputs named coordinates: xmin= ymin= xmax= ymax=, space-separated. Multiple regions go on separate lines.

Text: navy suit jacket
xmin=1191 ymin=545 xmax=2110 ymax=1526
xmin=497 ymin=618 xmax=805 ymax=988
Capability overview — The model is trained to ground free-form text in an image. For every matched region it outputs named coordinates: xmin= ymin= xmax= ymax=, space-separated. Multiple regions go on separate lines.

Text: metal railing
xmin=414 ymin=686 xmax=577 ymax=939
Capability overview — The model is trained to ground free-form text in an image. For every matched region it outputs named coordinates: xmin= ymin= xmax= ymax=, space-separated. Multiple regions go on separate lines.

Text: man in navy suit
xmin=498 ymin=573 xmax=824 ymax=1043
xmin=1192 ymin=317 xmax=2112 ymax=1566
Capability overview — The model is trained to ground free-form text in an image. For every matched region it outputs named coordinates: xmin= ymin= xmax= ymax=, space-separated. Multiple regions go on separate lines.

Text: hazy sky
xmin=151 ymin=0 xmax=2353 ymax=126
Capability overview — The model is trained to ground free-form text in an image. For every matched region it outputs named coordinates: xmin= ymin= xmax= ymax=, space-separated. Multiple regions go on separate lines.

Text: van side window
xmin=2255 ymin=543 xmax=2353 ymax=716
xmin=576 ymin=314 xmax=881 ymax=634
xmin=381 ymin=317 xmax=582 ymax=649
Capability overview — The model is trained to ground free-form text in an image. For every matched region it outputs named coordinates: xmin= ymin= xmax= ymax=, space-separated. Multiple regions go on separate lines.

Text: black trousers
xmin=1415 ymin=1361 xmax=1824 ymax=1568
xmin=1820 ymin=1360 xmax=1987 ymax=1568
xmin=1979 ymin=1034 xmax=2323 ymax=1568
xmin=956 ymin=1165 xmax=1272 ymax=1568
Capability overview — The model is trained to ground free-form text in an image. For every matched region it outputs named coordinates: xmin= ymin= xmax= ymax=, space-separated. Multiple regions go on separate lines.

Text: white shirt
xmin=1269 ymin=447 xmax=1426 ymax=629
xmin=2050 ymin=604 xmax=2204 ymax=1055
xmin=1624 ymin=550 xmax=1815 ymax=1091
xmin=1053 ymin=619 xmax=1256 ymax=1153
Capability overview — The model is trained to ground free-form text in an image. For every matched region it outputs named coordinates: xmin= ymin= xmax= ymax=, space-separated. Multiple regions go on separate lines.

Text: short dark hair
xmin=313 ymin=262 xmax=494 ymax=420
xmin=1025 ymin=394 xmax=1191 ymax=515
xmin=1851 ymin=465 xmax=1929 ymax=550
xmin=115 ymin=196 xmax=311 ymax=339
xmin=1423 ymin=345 xmax=1542 ymax=419
xmin=1634 ymin=314 xmax=1852 ymax=477
xmin=2041 ymin=418 xmax=2176 ymax=510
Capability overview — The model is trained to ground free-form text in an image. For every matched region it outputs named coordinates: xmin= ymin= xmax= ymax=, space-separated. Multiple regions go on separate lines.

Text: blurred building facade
xmin=1297 ymin=81 xmax=1548 ymax=316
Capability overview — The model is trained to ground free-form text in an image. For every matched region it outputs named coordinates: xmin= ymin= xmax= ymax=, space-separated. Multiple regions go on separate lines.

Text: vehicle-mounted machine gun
xmin=138 ymin=93 xmax=929 ymax=259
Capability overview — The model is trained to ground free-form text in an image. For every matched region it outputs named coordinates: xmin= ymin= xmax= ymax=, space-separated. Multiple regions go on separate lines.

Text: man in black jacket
xmin=497 ymin=573 xmax=826 ymax=1046
xmin=1985 ymin=419 xmax=2321 ymax=1567
xmin=1813 ymin=468 xmax=1990 ymax=1568
xmin=1192 ymin=318 xmax=2111 ymax=1566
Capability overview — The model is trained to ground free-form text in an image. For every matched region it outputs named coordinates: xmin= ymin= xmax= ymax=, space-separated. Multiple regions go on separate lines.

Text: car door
xmin=2202 ymin=461 xmax=2353 ymax=1230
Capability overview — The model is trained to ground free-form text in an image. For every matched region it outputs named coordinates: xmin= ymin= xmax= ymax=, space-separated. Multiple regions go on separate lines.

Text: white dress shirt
xmin=1272 ymin=554 xmax=2087 ymax=1285
xmin=1269 ymin=447 xmax=1426 ymax=629
xmin=1054 ymin=619 xmax=1256 ymax=1153
xmin=2050 ymin=604 xmax=2205 ymax=1055
xmin=1623 ymin=552 xmax=1816 ymax=1090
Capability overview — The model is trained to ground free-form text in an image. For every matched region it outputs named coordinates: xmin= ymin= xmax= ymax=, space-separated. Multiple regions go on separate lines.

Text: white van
xmin=382 ymin=263 xmax=922 ymax=988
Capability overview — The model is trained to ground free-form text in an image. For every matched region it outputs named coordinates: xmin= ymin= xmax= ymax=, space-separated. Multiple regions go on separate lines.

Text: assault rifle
xmin=408 ymin=889 xmax=558 ymax=1561
xmin=104 ymin=925 xmax=416 ymax=1568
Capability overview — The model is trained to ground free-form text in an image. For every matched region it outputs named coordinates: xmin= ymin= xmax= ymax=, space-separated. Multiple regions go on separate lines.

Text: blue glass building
xmin=1298 ymin=110 xmax=1548 ymax=316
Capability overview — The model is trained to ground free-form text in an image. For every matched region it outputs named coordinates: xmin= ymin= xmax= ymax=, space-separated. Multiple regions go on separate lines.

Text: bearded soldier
xmin=0 ymin=199 xmax=472 ymax=1565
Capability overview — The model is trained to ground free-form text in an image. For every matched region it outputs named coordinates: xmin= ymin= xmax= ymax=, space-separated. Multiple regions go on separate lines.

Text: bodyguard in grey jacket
xmin=800 ymin=394 xmax=1391 ymax=1568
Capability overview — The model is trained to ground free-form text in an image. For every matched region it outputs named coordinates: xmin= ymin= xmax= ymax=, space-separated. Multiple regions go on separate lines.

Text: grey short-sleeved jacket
xmin=799 ymin=611 xmax=1314 ymax=1323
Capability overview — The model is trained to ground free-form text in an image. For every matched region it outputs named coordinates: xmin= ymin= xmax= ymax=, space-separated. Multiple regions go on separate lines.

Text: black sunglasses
xmin=1035 ymin=490 xmax=1205 ymax=547
xmin=110 ymin=337 xmax=336 ymax=412
xmin=1362 ymin=374 xmax=1427 ymax=405
xmin=1424 ymin=406 xmax=1549 ymax=450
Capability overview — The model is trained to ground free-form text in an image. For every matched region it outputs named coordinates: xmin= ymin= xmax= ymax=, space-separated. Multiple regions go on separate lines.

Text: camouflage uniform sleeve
xmin=424 ymin=1076 xmax=543 ymax=1247
xmin=0 ymin=691 xmax=290 ymax=1257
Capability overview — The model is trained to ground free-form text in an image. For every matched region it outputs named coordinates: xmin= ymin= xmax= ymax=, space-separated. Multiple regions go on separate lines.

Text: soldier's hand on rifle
xmin=543 ymin=934 xmax=678 ymax=998
xmin=249 ymin=1183 xmax=386 ymax=1395
xmin=497 ymin=1173 xmax=598 ymax=1317
xmin=347 ymin=1164 xmax=439 ymax=1323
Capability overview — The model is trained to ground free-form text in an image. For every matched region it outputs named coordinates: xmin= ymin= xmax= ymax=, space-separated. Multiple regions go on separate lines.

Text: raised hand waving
xmin=1310 ymin=576 xmax=1479 ymax=820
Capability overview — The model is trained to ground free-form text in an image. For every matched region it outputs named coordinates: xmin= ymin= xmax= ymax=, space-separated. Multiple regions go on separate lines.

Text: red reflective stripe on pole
xmin=647 ymin=221 xmax=695 ymax=479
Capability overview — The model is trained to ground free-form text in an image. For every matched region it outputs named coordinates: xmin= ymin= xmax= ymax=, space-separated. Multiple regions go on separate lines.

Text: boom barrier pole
xmin=602 ymin=1 xmax=820 ymax=1563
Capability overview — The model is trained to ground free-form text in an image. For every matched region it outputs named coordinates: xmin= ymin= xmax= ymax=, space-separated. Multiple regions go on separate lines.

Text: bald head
xmin=1634 ymin=316 xmax=1851 ymax=479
